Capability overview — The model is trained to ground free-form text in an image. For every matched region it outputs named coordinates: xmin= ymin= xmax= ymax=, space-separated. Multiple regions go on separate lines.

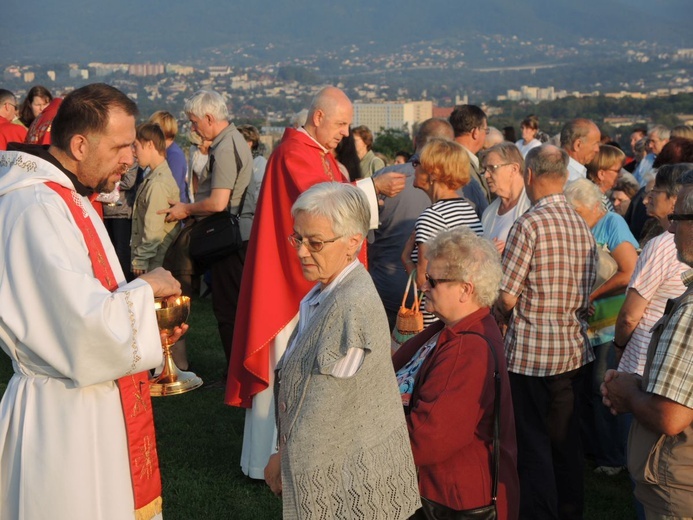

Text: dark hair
xmin=51 ymin=83 xmax=139 ymax=153
xmin=19 ymin=85 xmax=53 ymax=127
xmin=521 ymin=114 xmax=539 ymax=131
xmin=449 ymin=105 xmax=486 ymax=137
xmin=136 ymin=122 xmax=166 ymax=154
xmin=612 ymin=177 xmax=640 ymax=199
xmin=335 ymin=130 xmax=361 ymax=180
xmin=654 ymin=162 xmax=693 ymax=198
xmin=237 ymin=124 xmax=261 ymax=151
xmin=0 ymin=89 xmax=15 ymax=106
xmin=395 ymin=150 xmax=412 ymax=162
xmin=352 ymin=125 xmax=374 ymax=150
xmin=652 ymin=137 xmax=693 ymax=168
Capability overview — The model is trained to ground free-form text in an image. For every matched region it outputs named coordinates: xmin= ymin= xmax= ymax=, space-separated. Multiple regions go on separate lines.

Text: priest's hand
xmin=264 ymin=452 xmax=282 ymax=498
xmin=374 ymin=172 xmax=406 ymax=198
xmin=139 ymin=267 xmax=182 ymax=298
xmin=159 ymin=200 xmax=190 ymax=223
xmin=161 ymin=324 xmax=189 ymax=345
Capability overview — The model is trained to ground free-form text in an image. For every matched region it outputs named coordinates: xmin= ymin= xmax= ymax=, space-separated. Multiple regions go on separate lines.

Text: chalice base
xmin=150 ymin=347 xmax=203 ymax=397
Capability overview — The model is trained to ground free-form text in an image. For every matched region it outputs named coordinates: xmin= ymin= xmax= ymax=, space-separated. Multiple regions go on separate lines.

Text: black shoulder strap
xmin=208 ymin=132 xmax=248 ymax=217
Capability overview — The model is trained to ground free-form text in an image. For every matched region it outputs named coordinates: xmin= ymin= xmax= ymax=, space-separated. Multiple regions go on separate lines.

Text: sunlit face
xmin=521 ymin=125 xmax=537 ymax=143
xmin=30 ymin=96 xmax=50 ymax=118
xmin=648 ymin=133 xmax=668 ymax=155
xmin=611 ymin=190 xmax=631 ymax=216
xmin=394 ymin=155 xmax=407 ymax=165
xmin=671 ymin=188 xmax=693 ymax=266
xmin=188 ymin=113 xmax=215 ymax=141
xmin=576 ymin=126 xmax=601 ymax=165
xmin=78 ymin=108 xmax=136 ymax=193
xmin=630 ymin=131 xmax=645 ymax=154
xmin=597 ymin=165 xmax=620 ymax=193
xmin=133 ymin=139 xmax=153 ymax=169
xmin=482 ymin=152 xmax=517 ymax=198
xmin=292 ymin=212 xmax=359 ymax=286
xmin=422 ymin=258 xmax=464 ymax=325
xmin=314 ymin=103 xmax=353 ymax=151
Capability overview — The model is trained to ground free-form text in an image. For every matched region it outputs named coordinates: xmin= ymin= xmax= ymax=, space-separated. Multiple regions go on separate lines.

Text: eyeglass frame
xmin=288 ymin=233 xmax=343 ymax=252
xmin=668 ymin=213 xmax=693 ymax=221
xmin=482 ymin=162 xmax=514 ymax=174
xmin=425 ymin=272 xmax=459 ymax=289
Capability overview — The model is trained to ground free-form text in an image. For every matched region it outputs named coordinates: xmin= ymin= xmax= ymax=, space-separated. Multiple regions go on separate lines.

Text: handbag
xmin=412 ymin=332 xmax=500 ymax=520
xmin=392 ymin=270 xmax=425 ymax=347
xmin=592 ymin=243 xmax=618 ymax=291
xmin=188 ymin=143 xmax=246 ymax=267
xmin=188 ymin=211 xmax=242 ymax=267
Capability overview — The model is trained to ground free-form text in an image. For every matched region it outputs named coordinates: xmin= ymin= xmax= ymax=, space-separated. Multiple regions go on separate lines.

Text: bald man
xmin=225 ymin=86 xmax=405 ymax=479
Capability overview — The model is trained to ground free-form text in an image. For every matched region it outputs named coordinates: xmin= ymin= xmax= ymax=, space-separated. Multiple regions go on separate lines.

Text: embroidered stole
xmin=46 ymin=182 xmax=163 ymax=520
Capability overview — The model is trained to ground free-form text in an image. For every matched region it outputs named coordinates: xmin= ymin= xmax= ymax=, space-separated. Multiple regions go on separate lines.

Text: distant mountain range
xmin=5 ymin=0 xmax=692 ymax=64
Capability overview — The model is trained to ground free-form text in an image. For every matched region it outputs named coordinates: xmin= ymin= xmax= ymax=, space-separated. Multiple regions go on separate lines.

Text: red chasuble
xmin=25 ymin=98 xmax=62 ymax=145
xmin=225 ymin=128 xmax=350 ymax=407
xmin=46 ymin=181 xmax=162 ymax=520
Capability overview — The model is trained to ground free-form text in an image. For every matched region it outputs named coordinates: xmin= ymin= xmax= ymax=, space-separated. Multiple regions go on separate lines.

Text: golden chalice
xmin=150 ymin=295 xmax=203 ymax=396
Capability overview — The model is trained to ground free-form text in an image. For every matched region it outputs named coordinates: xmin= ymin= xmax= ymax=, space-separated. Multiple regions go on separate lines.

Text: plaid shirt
xmin=644 ymin=269 xmax=693 ymax=409
xmin=501 ymin=193 xmax=597 ymax=376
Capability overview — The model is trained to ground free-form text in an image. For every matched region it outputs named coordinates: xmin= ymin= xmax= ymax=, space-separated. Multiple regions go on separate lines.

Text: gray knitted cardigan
xmin=275 ymin=264 xmax=420 ymax=520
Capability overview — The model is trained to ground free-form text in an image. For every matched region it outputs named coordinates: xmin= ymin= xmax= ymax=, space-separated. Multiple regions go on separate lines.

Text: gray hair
xmin=291 ymin=182 xmax=370 ymax=240
xmin=480 ymin=141 xmax=525 ymax=173
xmin=564 ymin=178 xmax=604 ymax=212
xmin=680 ymin=170 xmax=693 ymax=214
xmin=525 ymin=144 xmax=569 ymax=181
xmin=291 ymin=109 xmax=308 ymax=128
xmin=649 ymin=124 xmax=671 ymax=141
xmin=424 ymin=227 xmax=502 ymax=308
xmin=560 ymin=118 xmax=597 ymax=149
xmin=415 ymin=118 xmax=454 ymax=151
xmin=184 ymin=90 xmax=228 ymax=121
xmin=654 ymin=163 xmax=693 ymax=197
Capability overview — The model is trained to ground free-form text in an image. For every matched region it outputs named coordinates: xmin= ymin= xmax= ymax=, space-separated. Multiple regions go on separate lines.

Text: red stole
xmin=46 ymin=181 xmax=162 ymax=520
xmin=226 ymin=128 xmax=357 ymax=407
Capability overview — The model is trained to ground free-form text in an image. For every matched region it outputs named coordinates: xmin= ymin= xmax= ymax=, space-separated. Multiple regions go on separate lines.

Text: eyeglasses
xmin=4 ymin=102 xmax=17 ymax=110
xmin=482 ymin=163 xmax=512 ymax=174
xmin=288 ymin=233 xmax=343 ymax=252
xmin=668 ymin=213 xmax=693 ymax=221
xmin=425 ymin=272 xmax=458 ymax=289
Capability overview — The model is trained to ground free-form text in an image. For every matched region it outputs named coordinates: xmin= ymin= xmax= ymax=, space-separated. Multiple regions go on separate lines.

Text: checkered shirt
xmin=501 ymin=193 xmax=597 ymax=376
xmin=644 ymin=269 xmax=693 ymax=409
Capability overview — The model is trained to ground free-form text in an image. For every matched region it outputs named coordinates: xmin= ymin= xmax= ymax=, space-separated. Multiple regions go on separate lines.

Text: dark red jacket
xmin=393 ymin=307 xmax=519 ymax=520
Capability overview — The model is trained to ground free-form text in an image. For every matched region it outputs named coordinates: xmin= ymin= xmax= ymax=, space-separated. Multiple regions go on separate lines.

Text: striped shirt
xmin=501 ymin=193 xmax=597 ymax=377
xmin=618 ymin=232 xmax=688 ymax=375
xmin=644 ymin=269 xmax=693 ymax=409
xmin=411 ymin=198 xmax=483 ymax=325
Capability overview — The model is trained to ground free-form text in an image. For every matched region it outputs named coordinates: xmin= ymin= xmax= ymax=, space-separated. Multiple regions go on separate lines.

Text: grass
xmin=0 ymin=295 xmax=636 ymax=519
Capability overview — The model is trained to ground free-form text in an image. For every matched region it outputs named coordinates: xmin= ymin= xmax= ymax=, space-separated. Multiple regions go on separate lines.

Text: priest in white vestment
xmin=0 ymin=84 xmax=183 ymax=520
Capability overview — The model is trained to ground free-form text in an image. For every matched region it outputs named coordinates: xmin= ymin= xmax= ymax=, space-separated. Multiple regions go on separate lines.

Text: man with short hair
xmin=162 ymin=89 xmax=253 ymax=368
xmin=370 ymin=117 xmax=486 ymax=327
xmin=560 ymin=118 xmax=601 ymax=182
xmin=0 ymin=89 xmax=27 ymax=150
xmin=633 ymin=124 xmax=670 ymax=186
xmin=131 ymin=122 xmax=180 ymax=276
xmin=496 ymin=144 xmax=597 ymax=519
xmin=449 ymin=104 xmax=492 ymax=202
xmin=602 ymin=173 xmax=693 ymax=519
xmin=225 ymin=86 xmax=406 ymax=480
xmin=0 ymin=83 xmax=183 ymax=519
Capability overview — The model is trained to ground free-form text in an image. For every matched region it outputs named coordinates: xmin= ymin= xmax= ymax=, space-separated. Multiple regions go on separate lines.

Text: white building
xmin=352 ymin=101 xmax=433 ymax=135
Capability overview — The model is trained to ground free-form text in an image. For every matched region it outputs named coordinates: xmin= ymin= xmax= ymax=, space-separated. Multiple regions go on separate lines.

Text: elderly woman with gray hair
xmin=264 ymin=182 xmax=420 ymax=520
xmin=393 ymin=227 xmax=519 ymax=520
xmin=565 ymin=179 xmax=639 ymax=475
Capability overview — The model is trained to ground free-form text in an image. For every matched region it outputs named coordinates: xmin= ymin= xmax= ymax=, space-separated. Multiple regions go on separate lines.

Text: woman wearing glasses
xmin=480 ymin=142 xmax=531 ymax=253
xmin=393 ymin=227 xmax=519 ymax=520
xmin=401 ymin=138 xmax=483 ymax=326
xmin=264 ymin=182 xmax=420 ymax=520
xmin=586 ymin=144 xmax=626 ymax=212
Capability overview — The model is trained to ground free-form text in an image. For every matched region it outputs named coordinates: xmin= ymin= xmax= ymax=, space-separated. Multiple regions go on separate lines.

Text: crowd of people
xmin=0 ymin=82 xmax=692 ymax=520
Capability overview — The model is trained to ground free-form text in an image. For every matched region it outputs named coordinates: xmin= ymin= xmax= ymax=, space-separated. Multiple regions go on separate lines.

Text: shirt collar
xmin=682 ymin=268 xmax=693 ymax=287
xmin=298 ymin=126 xmax=329 ymax=154
xmin=14 ymin=143 xmax=93 ymax=196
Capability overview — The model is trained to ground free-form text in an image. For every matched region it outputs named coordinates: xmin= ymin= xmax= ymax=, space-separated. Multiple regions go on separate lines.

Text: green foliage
xmin=373 ymin=128 xmax=414 ymax=159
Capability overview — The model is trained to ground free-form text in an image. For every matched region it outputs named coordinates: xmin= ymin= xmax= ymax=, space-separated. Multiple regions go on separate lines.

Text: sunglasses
xmin=425 ymin=272 xmax=457 ymax=289
xmin=668 ymin=213 xmax=693 ymax=221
